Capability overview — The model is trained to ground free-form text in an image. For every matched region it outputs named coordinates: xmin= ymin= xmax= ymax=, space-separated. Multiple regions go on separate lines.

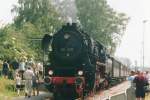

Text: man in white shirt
xmin=23 ymin=67 xmax=34 ymax=98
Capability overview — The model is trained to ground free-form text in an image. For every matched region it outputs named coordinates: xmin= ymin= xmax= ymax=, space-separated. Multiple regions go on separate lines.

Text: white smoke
xmin=52 ymin=0 xmax=78 ymax=23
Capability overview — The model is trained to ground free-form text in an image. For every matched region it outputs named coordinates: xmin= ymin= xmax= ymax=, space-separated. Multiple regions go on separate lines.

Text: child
xmin=15 ymin=74 xmax=21 ymax=96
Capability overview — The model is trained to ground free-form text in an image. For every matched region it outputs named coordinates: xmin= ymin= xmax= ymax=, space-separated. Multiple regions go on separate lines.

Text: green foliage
xmin=0 ymin=24 xmax=34 ymax=60
xmin=0 ymin=0 xmax=64 ymax=61
xmin=0 ymin=77 xmax=16 ymax=97
xmin=0 ymin=0 xmax=129 ymax=60
xmin=21 ymin=22 xmax=43 ymax=60
xmin=0 ymin=25 xmax=18 ymax=60
xmin=12 ymin=0 xmax=63 ymax=33
xmin=75 ymin=0 xmax=129 ymax=54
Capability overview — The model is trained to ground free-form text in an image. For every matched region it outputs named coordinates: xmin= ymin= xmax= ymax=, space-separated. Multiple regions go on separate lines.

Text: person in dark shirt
xmin=32 ymin=73 xmax=39 ymax=96
xmin=2 ymin=60 xmax=9 ymax=78
xmin=133 ymin=71 xmax=149 ymax=100
xmin=11 ymin=59 xmax=19 ymax=79
xmin=11 ymin=59 xmax=19 ymax=70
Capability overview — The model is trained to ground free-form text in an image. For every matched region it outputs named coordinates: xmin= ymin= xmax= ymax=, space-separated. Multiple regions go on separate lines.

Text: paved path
xmin=7 ymin=81 xmax=150 ymax=100
xmin=145 ymin=92 xmax=150 ymax=100
xmin=11 ymin=92 xmax=52 ymax=100
xmin=86 ymin=81 xmax=130 ymax=100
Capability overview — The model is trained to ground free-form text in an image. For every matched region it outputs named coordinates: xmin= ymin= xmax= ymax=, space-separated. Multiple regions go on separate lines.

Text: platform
xmin=85 ymin=81 xmax=129 ymax=100
xmin=145 ymin=93 xmax=150 ymax=100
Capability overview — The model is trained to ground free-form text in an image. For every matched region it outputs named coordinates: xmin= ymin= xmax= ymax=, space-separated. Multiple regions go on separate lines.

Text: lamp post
xmin=142 ymin=20 xmax=148 ymax=71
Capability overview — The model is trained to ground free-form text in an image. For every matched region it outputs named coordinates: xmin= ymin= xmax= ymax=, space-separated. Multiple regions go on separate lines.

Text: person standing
xmin=133 ymin=71 xmax=149 ymax=100
xmin=145 ymin=71 xmax=150 ymax=83
xmin=15 ymin=74 xmax=21 ymax=96
xmin=19 ymin=58 xmax=26 ymax=79
xmin=37 ymin=62 xmax=43 ymax=79
xmin=23 ymin=67 xmax=34 ymax=98
xmin=32 ymin=72 xmax=39 ymax=96
xmin=11 ymin=58 xmax=19 ymax=71
xmin=26 ymin=58 xmax=35 ymax=71
xmin=144 ymin=71 xmax=150 ymax=94
xmin=2 ymin=60 xmax=9 ymax=79
xmin=128 ymin=71 xmax=136 ymax=86
xmin=11 ymin=58 xmax=19 ymax=79
xmin=127 ymin=71 xmax=136 ymax=100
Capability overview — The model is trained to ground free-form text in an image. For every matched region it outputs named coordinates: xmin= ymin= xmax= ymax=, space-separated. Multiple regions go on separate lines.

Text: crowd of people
xmin=1 ymin=57 xmax=150 ymax=99
xmin=0 ymin=57 xmax=43 ymax=98
xmin=128 ymin=70 xmax=150 ymax=100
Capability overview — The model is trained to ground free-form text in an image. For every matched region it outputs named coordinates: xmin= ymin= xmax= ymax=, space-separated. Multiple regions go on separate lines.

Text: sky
xmin=0 ymin=0 xmax=150 ymax=67
xmin=107 ymin=0 xmax=150 ymax=67
xmin=0 ymin=0 xmax=17 ymax=26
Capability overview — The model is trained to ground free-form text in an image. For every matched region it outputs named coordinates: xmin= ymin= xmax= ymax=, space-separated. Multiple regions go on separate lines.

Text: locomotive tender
xmin=41 ymin=23 xmax=129 ymax=99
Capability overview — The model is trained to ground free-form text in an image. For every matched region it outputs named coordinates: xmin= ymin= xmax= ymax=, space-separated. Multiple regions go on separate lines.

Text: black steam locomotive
xmin=42 ymin=23 xmax=129 ymax=99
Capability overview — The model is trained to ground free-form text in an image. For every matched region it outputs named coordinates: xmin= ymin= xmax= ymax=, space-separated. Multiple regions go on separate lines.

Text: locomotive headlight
xmin=48 ymin=70 xmax=53 ymax=75
xmin=78 ymin=70 xmax=83 ymax=76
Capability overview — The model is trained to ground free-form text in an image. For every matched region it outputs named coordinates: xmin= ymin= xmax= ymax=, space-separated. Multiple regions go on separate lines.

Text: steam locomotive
xmin=41 ymin=23 xmax=129 ymax=99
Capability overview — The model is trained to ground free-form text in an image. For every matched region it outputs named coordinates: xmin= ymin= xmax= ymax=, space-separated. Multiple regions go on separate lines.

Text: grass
xmin=0 ymin=76 xmax=18 ymax=99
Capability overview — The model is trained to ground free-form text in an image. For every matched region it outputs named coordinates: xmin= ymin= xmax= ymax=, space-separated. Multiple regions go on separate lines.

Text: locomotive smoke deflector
xmin=42 ymin=34 xmax=53 ymax=52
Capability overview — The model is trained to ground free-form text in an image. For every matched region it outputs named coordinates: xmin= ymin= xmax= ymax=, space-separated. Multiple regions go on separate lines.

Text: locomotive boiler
xmin=42 ymin=23 xmax=107 ymax=99
xmin=41 ymin=23 xmax=129 ymax=99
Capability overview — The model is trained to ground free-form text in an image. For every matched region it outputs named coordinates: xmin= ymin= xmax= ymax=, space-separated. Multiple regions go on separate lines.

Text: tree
xmin=75 ymin=0 xmax=129 ymax=54
xmin=0 ymin=24 xmax=35 ymax=60
xmin=8 ymin=0 xmax=65 ymax=60
xmin=12 ymin=0 xmax=63 ymax=33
